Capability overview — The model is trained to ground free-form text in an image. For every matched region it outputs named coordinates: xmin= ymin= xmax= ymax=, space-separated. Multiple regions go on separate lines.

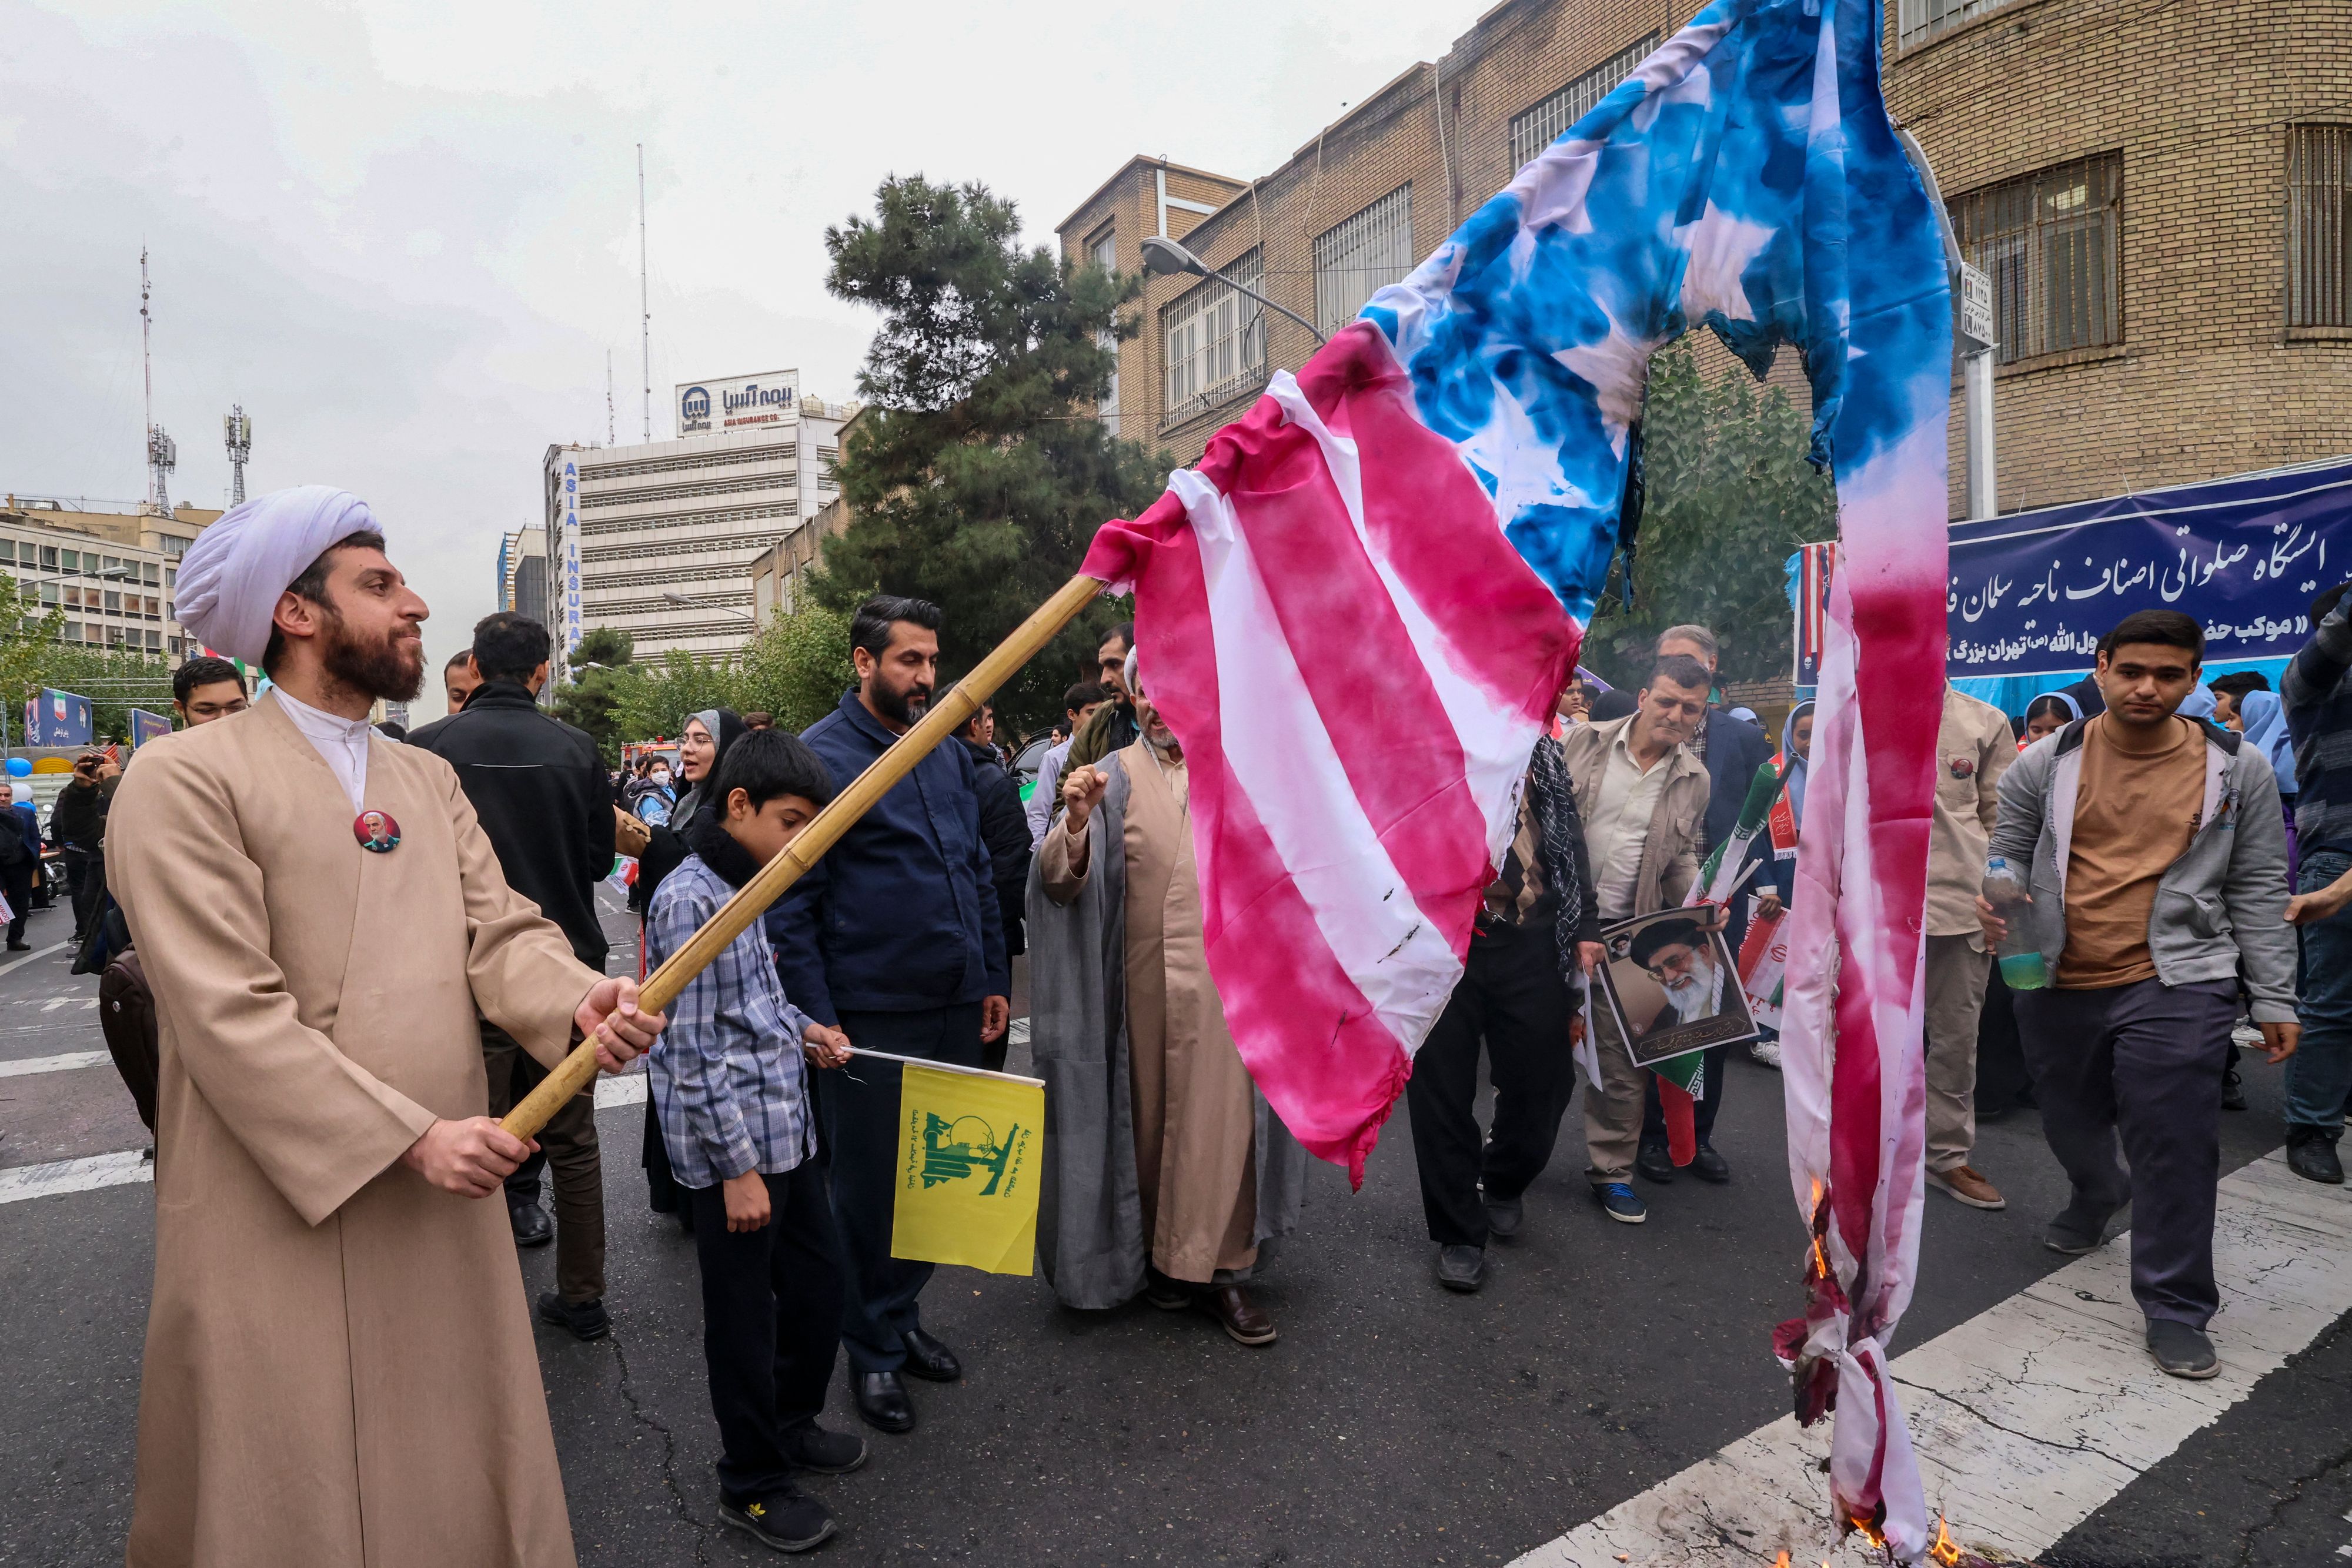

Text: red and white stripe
xmin=1082 ymin=323 xmax=1578 ymax=1182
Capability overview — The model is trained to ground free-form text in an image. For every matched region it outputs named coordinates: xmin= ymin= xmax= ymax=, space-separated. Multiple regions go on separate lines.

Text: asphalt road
xmin=3 ymin=882 xmax=2347 ymax=1567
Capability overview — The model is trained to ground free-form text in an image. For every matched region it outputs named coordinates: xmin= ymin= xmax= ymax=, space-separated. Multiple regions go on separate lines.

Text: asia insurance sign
xmin=674 ymin=370 xmax=799 ymax=437
xmin=559 ymin=457 xmax=582 ymax=656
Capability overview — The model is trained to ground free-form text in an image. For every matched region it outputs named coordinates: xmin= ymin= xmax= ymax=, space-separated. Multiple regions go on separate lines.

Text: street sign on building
xmin=674 ymin=370 xmax=800 ymax=437
xmin=1956 ymin=260 xmax=1996 ymax=354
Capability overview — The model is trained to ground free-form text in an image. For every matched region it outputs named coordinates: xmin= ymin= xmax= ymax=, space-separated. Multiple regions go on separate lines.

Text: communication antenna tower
xmin=139 ymin=248 xmax=176 ymax=513
xmin=606 ymin=350 xmax=616 ymax=446
xmin=637 ymin=144 xmax=652 ymax=442
xmin=223 ymin=406 xmax=253 ymax=505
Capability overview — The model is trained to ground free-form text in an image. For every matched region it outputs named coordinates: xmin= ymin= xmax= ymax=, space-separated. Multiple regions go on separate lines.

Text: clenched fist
xmin=1061 ymin=763 xmax=1109 ymax=835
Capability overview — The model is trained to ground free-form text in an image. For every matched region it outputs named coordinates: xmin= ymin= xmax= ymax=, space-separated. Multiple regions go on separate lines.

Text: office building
xmin=541 ymin=369 xmax=857 ymax=664
xmin=1058 ymin=0 xmax=2352 ymax=517
xmin=0 ymin=494 xmax=220 ymax=660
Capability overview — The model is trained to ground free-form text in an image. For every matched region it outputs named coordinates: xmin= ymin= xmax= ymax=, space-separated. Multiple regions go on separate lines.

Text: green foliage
xmin=1585 ymin=342 xmax=1836 ymax=686
xmin=735 ymin=593 xmax=854 ymax=734
xmin=594 ymin=597 xmax=856 ymax=757
xmin=572 ymin=626 xmax=634 ymax=668
xmin=813 ymin=174 xmax=1168 ymax=724
xmin=0 ymin=580 xmax=173 ymax=743
xmin=552 ymin=624 xmax=640 ymax=763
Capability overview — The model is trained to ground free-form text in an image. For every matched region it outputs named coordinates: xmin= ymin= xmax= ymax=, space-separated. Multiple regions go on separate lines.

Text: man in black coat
xmin=956 ymin=701 xmax=1030 ymax=1069
xmin=409 ymin=611 xmax=618 ymax=1339
xmin=1635 ymin=625 xmax=1773 ymax=1186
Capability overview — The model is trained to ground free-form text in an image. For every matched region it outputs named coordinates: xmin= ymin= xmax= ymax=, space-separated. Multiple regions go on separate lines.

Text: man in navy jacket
xmin=771 ymin=596 xmax=1009 ymax=1437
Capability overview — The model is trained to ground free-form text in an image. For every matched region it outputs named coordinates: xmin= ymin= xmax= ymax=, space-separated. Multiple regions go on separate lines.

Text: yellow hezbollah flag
xmin=889 ymin=1060 xmax=1043 ymax=1276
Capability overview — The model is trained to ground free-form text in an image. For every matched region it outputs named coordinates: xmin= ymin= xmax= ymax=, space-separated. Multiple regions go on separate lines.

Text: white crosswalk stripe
xmin=0 ymin=1049 xmax=109 ymax=1077
xmin=0 ymin=1149 xmax=152 ymax=1205
xmin=0 ymin=1074 xmax=652 ymax=1205
xmin=1513 ymin=1149 xmax=2352 ymax=1567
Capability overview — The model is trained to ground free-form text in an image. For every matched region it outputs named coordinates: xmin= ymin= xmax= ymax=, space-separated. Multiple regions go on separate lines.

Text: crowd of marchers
xmin=67 ymin=484 xmax=2352 ymax=1560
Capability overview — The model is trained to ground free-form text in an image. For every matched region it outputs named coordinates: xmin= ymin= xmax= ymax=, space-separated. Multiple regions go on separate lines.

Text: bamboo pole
xmin=502 ymin=573 xmax=1107 ymax=1141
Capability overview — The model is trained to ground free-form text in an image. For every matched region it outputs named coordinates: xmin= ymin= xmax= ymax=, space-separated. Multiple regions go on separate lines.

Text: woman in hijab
xmin=2020 ymin=691 xmax=2080 ymax=747
xmin=2236 ymin=689 xmax=2298 ymax=885
xmin=633 ymin=708 xmax=749 ymax=1225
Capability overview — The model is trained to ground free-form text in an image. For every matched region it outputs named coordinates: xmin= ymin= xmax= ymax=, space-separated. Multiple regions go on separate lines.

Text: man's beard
xmin=1661 ymin=959 xmax=1720 ymax=1022
xmin=870 ymin=680 xmax=931 ymax=728
xmin=319 ymin=607 xmax=425 ymax=703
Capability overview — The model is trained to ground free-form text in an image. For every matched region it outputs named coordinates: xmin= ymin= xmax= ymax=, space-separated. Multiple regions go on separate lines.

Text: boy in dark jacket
xmin=649 ymin=728 xmax=861 ymax=1554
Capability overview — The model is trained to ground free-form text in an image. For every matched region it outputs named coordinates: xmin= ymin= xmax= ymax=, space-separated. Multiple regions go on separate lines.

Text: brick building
xmin=1058 ymin=0 xmax=2352 ymax=518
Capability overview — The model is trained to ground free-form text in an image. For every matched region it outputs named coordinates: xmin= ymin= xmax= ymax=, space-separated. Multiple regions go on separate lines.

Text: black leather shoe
xmin=1690 ymin=1143 xmax=1731 ymax=1184
xmin=2288 ymin=1128 xmax=2346 ymax=1185
xmin=2221 ymin=1069 xmax=2247 ymax=1111
xmin=1436 ymin=1243 xmax=1487 ymax=1293
xmin=508 ymin=1199 xmax=553 ymax=1248
xmin=535 ymin=1290 xmax=610 ymax=1342
xmin=900 ymin=1326 xmax=961 ymax=1382
xmin=782 ymin=1420 xmax=868 ymax=1475
xmin=853 ymin=1370 xmax=914 ymax=1433
xmin=1635 ymin=1143 xmax=1677 ymax=1183
xmin=1482 ymin=1192 xmax=1524 ymax=1240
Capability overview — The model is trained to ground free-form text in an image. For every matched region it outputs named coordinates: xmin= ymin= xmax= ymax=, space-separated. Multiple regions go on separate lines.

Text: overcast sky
xmin=0 ymin=0 xmax=1468 ymax=681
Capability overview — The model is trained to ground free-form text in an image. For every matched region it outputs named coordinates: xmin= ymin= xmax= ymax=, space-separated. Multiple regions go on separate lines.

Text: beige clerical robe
xmin=1041 ymin=738 xmax=1259 ymax=1282
xmin=106 ymin=693 xmax=602 ymax=1568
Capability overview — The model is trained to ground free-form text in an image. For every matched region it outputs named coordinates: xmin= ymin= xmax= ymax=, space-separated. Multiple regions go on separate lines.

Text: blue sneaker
xmin=1596 ymin=1182 xmax=1647 ymax=1225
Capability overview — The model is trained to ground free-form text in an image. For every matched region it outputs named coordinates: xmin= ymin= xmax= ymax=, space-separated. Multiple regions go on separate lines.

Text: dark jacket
xmin=408 ymin=680 xmax=613 ymax=969
xmin=52 ymin=775 xmax=111 ymax=853
xmin=958 ymin=735 xmax=1031 ymax=959
xmin=1696 ymin=709 xmax=1775 ymax=858
xmin=770 ymin=690 xmax=1008 ymax=1022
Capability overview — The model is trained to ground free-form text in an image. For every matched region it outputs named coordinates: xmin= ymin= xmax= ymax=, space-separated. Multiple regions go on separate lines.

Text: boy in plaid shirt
xmin=646 ymin=728 xmax=859 ymax=1553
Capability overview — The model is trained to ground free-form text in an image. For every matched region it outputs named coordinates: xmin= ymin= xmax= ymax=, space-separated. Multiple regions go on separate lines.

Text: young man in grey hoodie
xmin=1980 ymin=609 xmax=2298 ymax=1381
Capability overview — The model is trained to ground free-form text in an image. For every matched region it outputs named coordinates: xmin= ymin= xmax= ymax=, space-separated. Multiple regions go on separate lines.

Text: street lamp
xmin=660 ymin=591 xmax=756 ymax=626
xmin=1139 ymin=235 xmax=1327 ymax=346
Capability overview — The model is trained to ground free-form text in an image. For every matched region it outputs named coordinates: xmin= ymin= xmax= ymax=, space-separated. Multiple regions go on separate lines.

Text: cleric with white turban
xmin=174 ymin=484 xmax=383 ymax=666
xmin=104 ymin=473 xmax=669 ymax=1567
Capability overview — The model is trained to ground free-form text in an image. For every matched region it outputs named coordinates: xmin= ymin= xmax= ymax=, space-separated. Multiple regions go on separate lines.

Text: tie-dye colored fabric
xmin=1087 ymin=0 xmax=1949 ymax=1550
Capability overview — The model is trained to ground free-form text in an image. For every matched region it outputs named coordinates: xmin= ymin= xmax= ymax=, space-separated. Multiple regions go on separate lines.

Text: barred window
xmin=1509 ymin=35 xmax=1657 ymax=170
xmin=1161 ymin=249 xmax=1265 ymax=419
xmin=1314 ymin=186 xmax=1415 ymax=331
xmin=1897 ymin=0 xmax=2018 ymax=49
xmin=2289 ymin=126 xmax=2352 ymax=329
xmin=1950 ymin=153 xmax=2122 ymax=365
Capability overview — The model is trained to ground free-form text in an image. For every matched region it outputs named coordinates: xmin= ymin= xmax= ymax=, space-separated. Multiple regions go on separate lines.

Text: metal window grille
xmin=1950 ymin=152 xmax=2122 ymax=365
xmin=1509 ymin=35 xmax=1658 ymax=170
xmin=2289 ymin=126 xmax=2352 ymax=329
xmin=1897 ymin=0 xmax=2017 ymax=49
xmin=579 ymin=472 xmax=792 ymax=509
xmin=1160 ymin=250 xmax=1266 ymax=419
xmin=1314 ymin=186 xmax=1415 ymax=331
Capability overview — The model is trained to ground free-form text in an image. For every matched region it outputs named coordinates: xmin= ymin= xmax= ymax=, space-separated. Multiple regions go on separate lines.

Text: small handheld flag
xmin=877 ymin=1052 xmax=1044 ymax=1277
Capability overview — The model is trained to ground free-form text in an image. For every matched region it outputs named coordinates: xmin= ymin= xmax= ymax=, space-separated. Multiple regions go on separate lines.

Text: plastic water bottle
xmin=1982 ymin=856 xmax=2046 ymax=990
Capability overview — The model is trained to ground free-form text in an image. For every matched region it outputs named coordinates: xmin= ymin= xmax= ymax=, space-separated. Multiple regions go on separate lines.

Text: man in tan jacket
xmin=1560 ymin=654 xmax=1714 ymax=1224
xmin=109 ymin=486 xmax=666 ymax=1568
xmin=1922 ymin=683 xmax=2017 ymax=1211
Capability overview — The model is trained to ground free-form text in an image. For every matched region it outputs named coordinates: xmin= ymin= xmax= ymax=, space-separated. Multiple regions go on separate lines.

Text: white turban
xmin=175 ymin=486 xmax=385 ymax=665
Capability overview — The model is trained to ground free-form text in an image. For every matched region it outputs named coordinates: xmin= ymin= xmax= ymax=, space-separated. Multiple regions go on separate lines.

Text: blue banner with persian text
xmin=1946 ymin=457 xmax=2352 ymax=714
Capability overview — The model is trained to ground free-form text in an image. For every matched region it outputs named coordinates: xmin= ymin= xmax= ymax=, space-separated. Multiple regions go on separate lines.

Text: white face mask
xmin=650 ymin=768 xmax=671 ymax=785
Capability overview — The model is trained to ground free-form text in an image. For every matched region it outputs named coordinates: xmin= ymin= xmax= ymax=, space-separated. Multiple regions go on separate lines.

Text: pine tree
xmin=813 ymin=176 xmax=1167 ymax=722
